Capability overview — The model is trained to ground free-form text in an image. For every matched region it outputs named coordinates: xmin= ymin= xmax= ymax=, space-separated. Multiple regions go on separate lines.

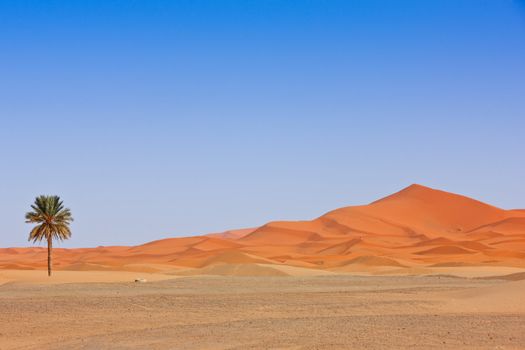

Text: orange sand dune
xmin=1 ymin=184 xmax=525 ymax=277
xmin=206 ymin=227 xmax=257 ymax=239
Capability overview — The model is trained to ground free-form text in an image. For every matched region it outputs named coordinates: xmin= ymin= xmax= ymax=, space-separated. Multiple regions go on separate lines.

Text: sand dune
xmin=2 ymin=184 xmax=525 ymax=280
xmin=206 ymin=227 xmax=257 ymax=239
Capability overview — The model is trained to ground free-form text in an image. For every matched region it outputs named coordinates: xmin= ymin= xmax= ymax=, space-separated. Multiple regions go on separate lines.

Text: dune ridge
xmin=2 ymin=184 xmax=524 ymax=277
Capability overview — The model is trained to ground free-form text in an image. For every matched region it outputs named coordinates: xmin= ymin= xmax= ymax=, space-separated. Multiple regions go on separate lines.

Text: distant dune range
xmin=2 ymin=184 xmax=525 ymax=278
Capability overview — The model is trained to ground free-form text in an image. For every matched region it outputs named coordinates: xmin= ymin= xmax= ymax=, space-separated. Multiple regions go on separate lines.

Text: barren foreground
xmin=1 ymin=275 xmax=524 ymax=349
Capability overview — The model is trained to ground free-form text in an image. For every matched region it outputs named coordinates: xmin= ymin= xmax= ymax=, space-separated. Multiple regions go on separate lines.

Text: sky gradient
xmin=1 ymin=0 xmax=524 ymax=247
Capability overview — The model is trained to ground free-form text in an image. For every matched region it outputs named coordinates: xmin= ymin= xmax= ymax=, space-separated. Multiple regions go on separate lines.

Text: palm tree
xmin=25 ymin=195 xmax=74 ymax=276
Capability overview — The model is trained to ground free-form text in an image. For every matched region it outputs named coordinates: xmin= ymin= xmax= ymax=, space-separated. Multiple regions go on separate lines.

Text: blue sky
xmin=1 ymin=0 xmax=524 ymax=247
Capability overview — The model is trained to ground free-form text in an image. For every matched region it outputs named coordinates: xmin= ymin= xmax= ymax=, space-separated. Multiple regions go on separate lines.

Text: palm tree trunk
xmin=47 ymin=235 xmax=52 ymax=277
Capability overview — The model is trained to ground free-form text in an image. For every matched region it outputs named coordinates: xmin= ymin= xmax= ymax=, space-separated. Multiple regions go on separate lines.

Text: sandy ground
xmin=1 ymin=274 xmax=524 ymax=349
xmin=0 ymin=270 xmax=177 ymax=285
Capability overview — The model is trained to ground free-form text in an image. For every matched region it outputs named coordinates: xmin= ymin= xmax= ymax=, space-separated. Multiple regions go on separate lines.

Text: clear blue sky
xmin=1 ymin=0 xmax=524 ymax=248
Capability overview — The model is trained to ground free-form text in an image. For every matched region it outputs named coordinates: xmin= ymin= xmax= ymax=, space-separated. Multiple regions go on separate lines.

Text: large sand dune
xmin=2 ymin=184 xmax=525 ymax=278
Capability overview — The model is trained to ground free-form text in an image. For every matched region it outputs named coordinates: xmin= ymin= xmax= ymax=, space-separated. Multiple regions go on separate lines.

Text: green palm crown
xmin=25 ymin=195 xmax=74 ymax=243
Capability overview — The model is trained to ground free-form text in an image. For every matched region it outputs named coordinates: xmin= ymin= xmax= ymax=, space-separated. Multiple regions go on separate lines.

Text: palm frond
xmin=26 ymin=195 xmax=73 ymax=242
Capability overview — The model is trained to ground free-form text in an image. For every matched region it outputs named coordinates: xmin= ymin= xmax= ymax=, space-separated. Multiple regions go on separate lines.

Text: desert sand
xmin=1 ymin=185 xmax=525 ymax=278
xmin=1 ymin=184 xmax=524 ymax=349
xmin=0 ymin=275 xmax=524 ymax=349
